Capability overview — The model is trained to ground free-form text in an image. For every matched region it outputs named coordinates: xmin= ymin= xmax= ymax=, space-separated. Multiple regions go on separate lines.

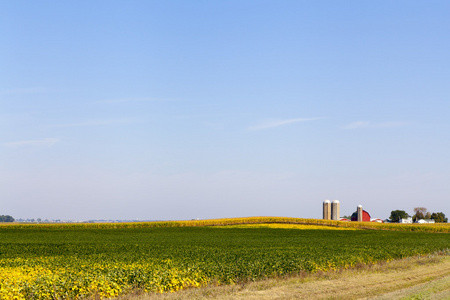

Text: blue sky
xmin=1 ymin=1 xmax=449 ymax=221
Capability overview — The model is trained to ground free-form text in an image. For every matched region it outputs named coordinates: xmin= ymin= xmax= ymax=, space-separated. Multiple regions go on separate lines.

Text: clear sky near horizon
xmin=1 ymin=1 xmax=449 ymax=221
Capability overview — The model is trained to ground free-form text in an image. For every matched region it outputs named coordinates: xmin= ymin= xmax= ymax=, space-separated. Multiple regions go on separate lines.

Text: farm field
xmin=119 ymin=254 xmax=450 ymax=300
xmin=0 ymin=218 xmax=449 ymax=299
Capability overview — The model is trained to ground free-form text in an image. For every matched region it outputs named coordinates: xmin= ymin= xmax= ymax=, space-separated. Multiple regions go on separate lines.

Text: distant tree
xmin=431 ymin=212 xmax=448 ymax=223
xmin=413 ymin=207 xmax=428 ymax=222
xmin=389 ymin=210 xmax=410 ymax=223
xmin=0 ymin=215 xmax=15 ymax=222
xmin=342 ymin=215 xmax=352 ymax=220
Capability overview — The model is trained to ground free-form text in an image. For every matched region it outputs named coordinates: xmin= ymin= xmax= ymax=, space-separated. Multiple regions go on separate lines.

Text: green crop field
xmin=0 ymin=219 xmax=449 ymax=299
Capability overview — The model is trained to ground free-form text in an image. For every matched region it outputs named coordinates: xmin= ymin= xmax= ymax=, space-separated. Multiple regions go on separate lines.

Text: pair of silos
xmin=323 ymin=200 xmax=340 ymax=220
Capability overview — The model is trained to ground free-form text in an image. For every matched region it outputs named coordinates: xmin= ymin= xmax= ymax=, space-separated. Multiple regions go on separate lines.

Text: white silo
xmin=323 ymin=200 xmax=331 ymax=220
xmin=331 ymin=200 xmax=340 ymax=220
xmin=357 ymin=205 xmax=363 ymax=222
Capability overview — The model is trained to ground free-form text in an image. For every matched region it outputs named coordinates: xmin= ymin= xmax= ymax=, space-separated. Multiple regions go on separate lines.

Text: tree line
xmin=0 ymin=215 xmax=15 ymax=222
xmin=389 ymin=207 xmax=447 ymax=223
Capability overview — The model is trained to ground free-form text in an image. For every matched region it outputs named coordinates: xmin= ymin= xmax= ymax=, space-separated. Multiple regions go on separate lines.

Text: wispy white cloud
xmin=54 ymin=118 xmax=143 ymax=128
xmin=203 ymin=122 xmax=224 ymax=130
xmin=96 ymin=97 xmax=173 ymax=104
xmin=248 ymin=118 xmax=323 ymax=131
xmin=0 ymin=87 xmax=47 ymax=95
xmin=4 ymin=138 xmax=59 ymax=147
xmin=375 ymin=121 xmax=411 ymax=128
xmin=343 ymin=121 xmax=370 ymax=129
xmin=343 ymin=121 xmax=411 ymax=129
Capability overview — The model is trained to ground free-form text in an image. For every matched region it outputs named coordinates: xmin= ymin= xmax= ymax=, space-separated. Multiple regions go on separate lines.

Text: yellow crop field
xmin=1 ymin=217 xmax=449 ymax=232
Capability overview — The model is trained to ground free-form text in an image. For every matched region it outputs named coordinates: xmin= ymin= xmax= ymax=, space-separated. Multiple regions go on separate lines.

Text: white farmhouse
xmin=416 ymin=219 xmax=435 ymax=224
xmin=399 ymin=217 xmax=412 ymax=223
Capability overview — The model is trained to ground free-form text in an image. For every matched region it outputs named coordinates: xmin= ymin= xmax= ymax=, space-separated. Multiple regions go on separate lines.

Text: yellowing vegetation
xmin=1 ymin=217 xmax=449 ymax=233
xmin=0 ymin=217 xmax=448 ymax=299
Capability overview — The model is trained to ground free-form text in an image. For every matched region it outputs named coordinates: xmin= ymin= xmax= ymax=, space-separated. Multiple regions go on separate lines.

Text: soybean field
xmin=0 ymin=220 xmax=449 ymax=299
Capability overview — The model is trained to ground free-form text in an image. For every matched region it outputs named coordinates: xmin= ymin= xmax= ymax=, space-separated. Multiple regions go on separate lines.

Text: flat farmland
xmin=0 ymin=219 xmax=449 ymax=299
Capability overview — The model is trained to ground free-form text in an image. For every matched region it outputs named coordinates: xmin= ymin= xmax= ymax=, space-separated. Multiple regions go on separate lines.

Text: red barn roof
xmin=351 ymin=210 xmax=371 ymax=222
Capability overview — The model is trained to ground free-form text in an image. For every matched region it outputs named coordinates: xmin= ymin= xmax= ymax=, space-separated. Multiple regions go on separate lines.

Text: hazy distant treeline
xmin=0 ymin=215 xmax=14 ymax=222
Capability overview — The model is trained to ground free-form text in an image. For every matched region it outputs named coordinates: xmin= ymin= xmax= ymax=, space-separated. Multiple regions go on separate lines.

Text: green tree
xmin=430 ymin=212 xmax=448 ymax=223
xmin=0 ymin=215 xmax=15 ymax=222
xmin=389 ymin=210 xmax=409 ymax=223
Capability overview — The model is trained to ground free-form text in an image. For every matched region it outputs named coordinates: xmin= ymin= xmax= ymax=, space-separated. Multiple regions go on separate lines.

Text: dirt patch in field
xmin=115 ymin=254 xmax=450 ymax=300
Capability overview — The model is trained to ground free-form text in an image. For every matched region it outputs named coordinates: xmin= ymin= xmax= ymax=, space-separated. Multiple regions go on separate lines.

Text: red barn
xmin=351 ymin=210 xmax=371 ymax=222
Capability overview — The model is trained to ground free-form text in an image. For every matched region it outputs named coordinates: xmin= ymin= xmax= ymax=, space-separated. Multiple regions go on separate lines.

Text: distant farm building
xmin=322 ymin=201 xmax=376 ymax=222
xmin=351 ymin=208 xmax=371 ymax=222
xmin=323 ymin=200 xmax=331 ymax=220
xmin=322 ymin=200 xmax=340 ymax=221
xmin=400 ymin=217 xmax=412 ymax=223
xmin=416 ymin=219 xmax=435 ymax=224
